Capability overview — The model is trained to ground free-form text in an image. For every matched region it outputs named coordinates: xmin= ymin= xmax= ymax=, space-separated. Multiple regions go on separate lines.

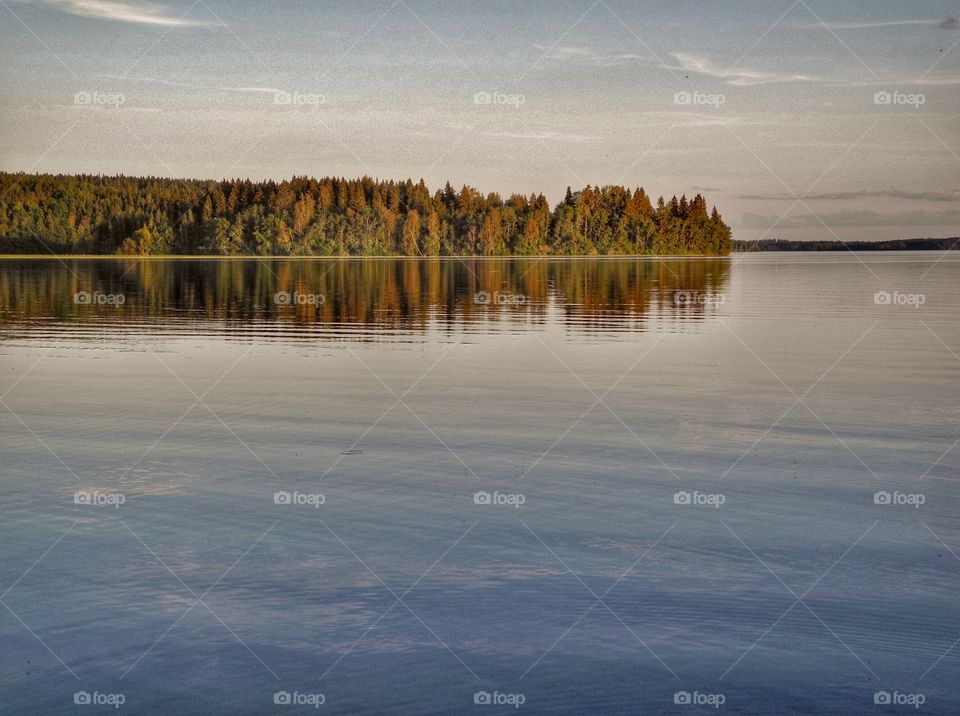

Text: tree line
xmin=0 ymin=172 xmax=732 ymax=256
xmin=734 ymin=238 xmax=958 ymax=251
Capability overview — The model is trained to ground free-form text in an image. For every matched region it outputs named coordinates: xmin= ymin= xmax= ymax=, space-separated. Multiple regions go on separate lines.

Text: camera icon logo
xmin=274 ymin=292 xmax=293 ymax=305
xmin=473 ymin=91 xmax=492 ymax=105
xmin=874 ymin=291 xmax=892 ymax=305
xmin=673 ymin=91 xmax=692 ymax=105
xmin=74 ymin=490 xmax=92 ymax=504
xmin=474 ymin=690 xmax=492 ymax=704
xmin=673 ymin=290 xmax=694 ymax=306
xmin=873 ymin=91 xmax=892 ymax=105
xmin=474 ymin=491 xmax=492 ymax=505
xmin=673 ymin=490 xmax=691 ymax=505
xmin=874 ymin=491 xmax=891 ymax=505
xmin=474 ymin=291 xmax=493 ymax=305
xmin=674 ymin=691 xmax=692 ymax=704
xmin=274 ymin=690 xmax=292 ymax=705
xmin=74 ymin=291 xmax=92 ymax=305
xmin=873 ymin=690 xmax=891 ymax=705
xmin=73 ymin=691 xmax=92 ymax=705
xmin=274 ymin=491 xmax=292 ymax=505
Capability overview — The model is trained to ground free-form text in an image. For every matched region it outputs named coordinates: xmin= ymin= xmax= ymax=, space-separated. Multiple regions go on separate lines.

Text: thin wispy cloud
xmin=671 ymin=52 xmax=960 ymax=87
xmin=95 ymin=74 xmax=283 ymax=94
xmin=31 ymin=0 xmax=215 ymax=27
xmin=672 ymin=52 xmax=823 ymax=86
xmin=485 ymin=129 xmax=598 ymax=144
xmin=530 ymin=44 xmax=655 ymax=67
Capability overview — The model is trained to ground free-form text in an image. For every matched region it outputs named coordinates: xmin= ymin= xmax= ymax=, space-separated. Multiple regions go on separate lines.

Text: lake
xmin=1 ymin=254 xmax=958 ymax=714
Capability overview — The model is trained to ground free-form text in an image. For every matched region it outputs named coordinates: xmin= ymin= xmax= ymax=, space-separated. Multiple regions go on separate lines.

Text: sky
xmin=0 ymin=0 xmax=958 ymax=242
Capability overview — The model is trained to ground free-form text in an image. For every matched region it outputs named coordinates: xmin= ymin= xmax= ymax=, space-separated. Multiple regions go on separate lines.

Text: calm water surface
xmin=1 ymin=254 xmax=958 ymax=714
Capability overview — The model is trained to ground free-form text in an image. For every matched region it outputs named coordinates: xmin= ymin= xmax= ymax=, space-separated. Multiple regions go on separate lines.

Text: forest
xmin=0 ymin=172 xmax=732 ymax=256
xmin=734 ymin=237 xmax=958 ymax=251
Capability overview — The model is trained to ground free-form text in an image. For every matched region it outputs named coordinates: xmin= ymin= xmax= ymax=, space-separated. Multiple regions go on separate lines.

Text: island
xmin=0 ymin=172 xmax=732 ymax=257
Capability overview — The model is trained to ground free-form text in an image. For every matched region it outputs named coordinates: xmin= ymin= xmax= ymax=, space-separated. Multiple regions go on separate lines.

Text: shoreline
xmin=0 ymin=250 xmax=954 ymax=260
xmin=0 ymin=254 xmax=736 ymax=260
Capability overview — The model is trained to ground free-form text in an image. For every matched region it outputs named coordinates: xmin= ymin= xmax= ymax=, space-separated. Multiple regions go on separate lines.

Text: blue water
xmin=1 ymin=254 xmax=958 ymax=714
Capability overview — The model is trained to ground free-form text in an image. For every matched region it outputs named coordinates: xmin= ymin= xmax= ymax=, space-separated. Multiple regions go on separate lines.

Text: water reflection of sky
xmin=2 ymin=254 xmax=959 ymax=714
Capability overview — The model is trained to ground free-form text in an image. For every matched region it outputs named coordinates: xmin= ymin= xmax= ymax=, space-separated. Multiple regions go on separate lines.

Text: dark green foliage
xmin=0 ymin=173 xmax=732 ymax=256
xmin=735 ymin=238 xmax=958 ymax=251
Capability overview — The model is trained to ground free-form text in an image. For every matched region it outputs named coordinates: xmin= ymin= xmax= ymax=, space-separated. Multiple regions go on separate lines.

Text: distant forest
xmin=734 ymin=238 xmax=959 ymax=251
xmin=0 ymin=172 xmax=731 ymax=256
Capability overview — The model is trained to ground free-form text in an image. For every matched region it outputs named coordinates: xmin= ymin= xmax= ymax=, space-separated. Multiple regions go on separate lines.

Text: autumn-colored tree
xmin=516 ymin=217 xmax=544 ymax=255
xmin=117 ymin=226 xmax=164 ymax=255
xmin=293 ymin=193 xmax=316 ymax=231
xmin=401 ymin=210 xmax=421 ymax=255
xmin=477 ymin=207 xmax=503 ymax=256
xmin=424 ymin=211 xmax=441 ymax=255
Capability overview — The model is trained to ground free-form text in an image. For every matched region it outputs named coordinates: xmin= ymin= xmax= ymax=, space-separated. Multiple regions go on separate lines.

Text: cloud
xmin=939 ymin=16 xmax=959 ymax=29
xmin=670 ymin=52 xmax=960 ymax=87
xmin=34 ymin=0 xmax=215 ymax=27
xmin=672 ymin=52 xmax=822 ymax=86
xmin=529 ymin=44 xmax=655 ymax=67
xmin=531 ymin=45 xmax=592 ymax=59
xmin=95 ymin=74 xmax=283 ymax=94
xmin=485 ymin=129 xmax=598 ymax=144
xmin=740 ymin=189 xmax=960 ymax=202
xmin=741 ymin=208 xmax=960 ymax=229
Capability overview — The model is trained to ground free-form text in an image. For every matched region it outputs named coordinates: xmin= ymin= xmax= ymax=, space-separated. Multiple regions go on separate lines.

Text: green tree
xmin=424 ymin=211 xmax=441 ymax=255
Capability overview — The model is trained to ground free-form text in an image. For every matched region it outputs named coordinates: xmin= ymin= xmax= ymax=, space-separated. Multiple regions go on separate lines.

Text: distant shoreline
xmin=733 ymin=238 xmax=959 ymax=251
